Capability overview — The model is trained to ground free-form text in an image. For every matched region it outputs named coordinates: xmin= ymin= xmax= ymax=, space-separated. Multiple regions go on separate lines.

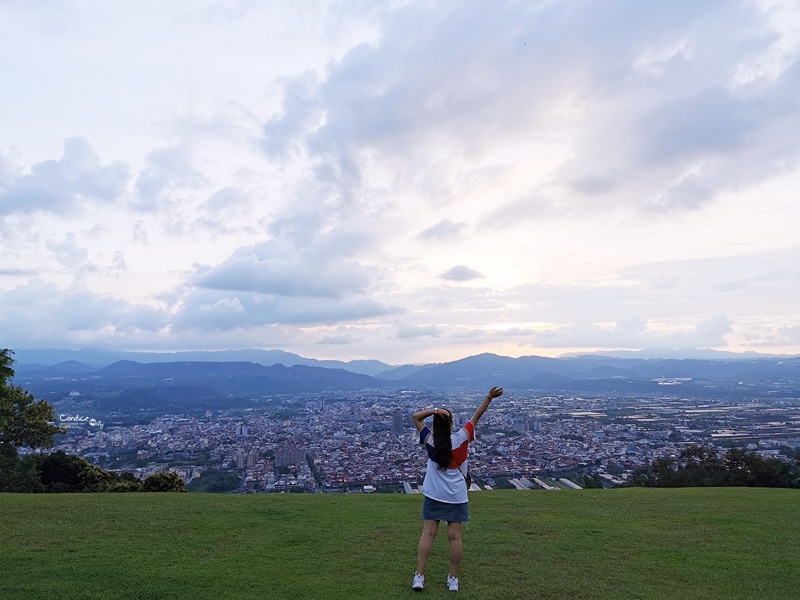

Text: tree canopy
xmin=0 ymin=349 xmax=65 ymax=458
xmin=630 ymin=444 xmax=799 ymax=488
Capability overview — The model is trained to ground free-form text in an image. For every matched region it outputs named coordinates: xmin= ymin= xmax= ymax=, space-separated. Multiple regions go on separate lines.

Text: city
xmin=48 ymin=388 xmax=800 ymax=493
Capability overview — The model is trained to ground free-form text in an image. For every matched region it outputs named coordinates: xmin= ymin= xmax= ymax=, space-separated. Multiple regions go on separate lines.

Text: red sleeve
xmin=464 ymin=420 xmax=475 ymax=441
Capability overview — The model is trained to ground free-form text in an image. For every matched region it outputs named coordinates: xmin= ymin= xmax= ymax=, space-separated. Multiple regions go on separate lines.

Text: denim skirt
xmin=422 ymin=495 xmax=469 ymax=523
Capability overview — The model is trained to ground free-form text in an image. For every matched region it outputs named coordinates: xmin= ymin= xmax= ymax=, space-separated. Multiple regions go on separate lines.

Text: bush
xmin=142 ymin=471 xmax=187 ymax=492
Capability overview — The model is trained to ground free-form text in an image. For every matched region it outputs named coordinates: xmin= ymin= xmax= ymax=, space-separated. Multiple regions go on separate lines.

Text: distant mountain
xmin=12 ymin=348 xmax=126 ymax=368
xmin=17 ymin=360 xmax=388 ymax=411
xmin=374 ymin=363 xmax=439 ymax=380
xmin=13 ymin=360 xmax=99 ymax=377
xmin=394 ymin=352 xmax=800 ymax=391
xmin=561 ymin=348 xmax=796 ymax=360
xmin=93 ymin=360 xmax=385 ymax=394
xmin=331 ymin=359 xmax=393 ymax=377
xmin=396 ymin=353 xmax=572 ymax=386
xmin=11 ymin=347 xmax=394 ymax=376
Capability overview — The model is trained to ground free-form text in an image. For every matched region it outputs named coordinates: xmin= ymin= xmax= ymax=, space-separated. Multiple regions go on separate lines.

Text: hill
xmin=0 ymin=488 xmax=797 ymax=599
xmin=388 ymin=353 xmax=800 ymax=396
xmin=15 ymin=360 xmax=389 ymax=411
xmin=11 ymin=347 xmax=394 ymax=376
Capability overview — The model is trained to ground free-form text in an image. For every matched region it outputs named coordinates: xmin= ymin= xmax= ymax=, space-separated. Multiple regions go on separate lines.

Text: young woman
xmin=411 ymin=386 xmax=503 ymax=592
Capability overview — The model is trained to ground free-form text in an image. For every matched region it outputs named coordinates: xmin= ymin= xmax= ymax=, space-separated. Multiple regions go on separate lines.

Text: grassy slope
xmin=0 ymin=488 xmax=798 ymax=600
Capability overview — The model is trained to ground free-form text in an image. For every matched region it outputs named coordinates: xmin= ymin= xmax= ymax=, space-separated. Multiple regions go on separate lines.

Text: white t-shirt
xmin=419 ymin=421 xmax=475 ymax=504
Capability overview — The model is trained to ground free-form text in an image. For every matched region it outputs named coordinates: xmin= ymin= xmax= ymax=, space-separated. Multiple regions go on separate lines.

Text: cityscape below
xmin=37 ymin=384 xmax=800 ymax=494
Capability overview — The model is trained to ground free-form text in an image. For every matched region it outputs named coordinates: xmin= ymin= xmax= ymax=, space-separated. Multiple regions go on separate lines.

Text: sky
xmin=1 ymin=0 xmax=800 ymax=365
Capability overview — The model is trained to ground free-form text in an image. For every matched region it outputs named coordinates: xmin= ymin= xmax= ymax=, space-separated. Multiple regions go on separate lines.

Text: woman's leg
xmin=416 ymin=519 xmax=440 ymax=574
xmin=447 ymin=521 xmax=463 ymax=577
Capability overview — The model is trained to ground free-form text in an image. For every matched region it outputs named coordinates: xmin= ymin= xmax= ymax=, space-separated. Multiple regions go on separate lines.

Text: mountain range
xmin=10 ymin=348 xmax=800 ymax=407
xmin=10 ymin=347 xmax=393 ymax=376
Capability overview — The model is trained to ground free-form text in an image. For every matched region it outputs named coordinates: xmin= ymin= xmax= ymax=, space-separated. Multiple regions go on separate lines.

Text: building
xmin=392 ymin=408 xmax=403 ymax=436
xmin=276 ymin=446 xmax=306 ymax=467
xmin=513 ymin=415 xmax=542 ymax=434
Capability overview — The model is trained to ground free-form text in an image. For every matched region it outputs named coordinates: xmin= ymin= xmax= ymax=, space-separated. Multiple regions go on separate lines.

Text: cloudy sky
xmin=1 ymin=0 xmax=799 ymax=365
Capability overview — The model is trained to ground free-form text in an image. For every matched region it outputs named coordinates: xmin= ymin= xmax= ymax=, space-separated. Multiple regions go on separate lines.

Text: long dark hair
xmin=432 ymin=410 xmax=453 ymax=470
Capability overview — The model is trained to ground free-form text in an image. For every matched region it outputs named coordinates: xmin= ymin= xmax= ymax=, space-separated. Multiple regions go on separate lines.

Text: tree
xmin=629 ymin=444 xmax=799 ymax=489
xmin=677 ymin=444 xmax=725 ymax=486
xmin=186 ymin=468 xmax=239 ymax=493
xmin=0 ymin=349 xmax=65 ymax=458
xmin=36 ymin=450 xmax=128 ymax=492
xmin=581 ymin=474 xmax=604 ymax=489
xmin=0 ymin=454 xmax=44 ymax=492
xmin=142 ymin=471 xmax=187 ymax=492
xmin=0 ymin=349 xmax=148 ymax=493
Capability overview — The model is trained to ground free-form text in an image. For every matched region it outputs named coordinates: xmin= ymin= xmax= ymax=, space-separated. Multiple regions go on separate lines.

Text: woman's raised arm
xmin=412 ymin=408 xmax=438 ymax=433
xmin=469 ymin=387 xmax=503 ymax=428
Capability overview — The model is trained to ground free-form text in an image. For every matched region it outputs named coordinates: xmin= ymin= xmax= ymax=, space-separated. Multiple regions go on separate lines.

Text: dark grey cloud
xmin=262 ymin=0 xmax=797 ymax=225
xmin=172 ymin=287 xmax=394 ymax=331
xmin=193 ymin=236 xmax=372 ymax=298
xmin=0 ymin=267 xmax=35 ymax=276
xmin=0 ymin=137 xmax=129 ymax=217
xmin=0 ymin=280 xmax=168 ymax=348
xmin=637 ymin=87 xmax=759 ymax=165
xmin=440 ymin=264 xmax=483 ymax=282
xmin=179 ymin=212 xmax=395 ymax=330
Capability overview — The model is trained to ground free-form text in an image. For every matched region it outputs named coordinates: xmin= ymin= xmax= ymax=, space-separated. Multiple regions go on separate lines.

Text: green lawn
xmin=0 ymin=488 xmax=797 ymax=599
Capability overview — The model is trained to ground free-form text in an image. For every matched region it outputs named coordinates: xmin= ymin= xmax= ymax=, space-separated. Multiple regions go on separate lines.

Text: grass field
xmin=0 ymin=488 xmax=798 ymax=599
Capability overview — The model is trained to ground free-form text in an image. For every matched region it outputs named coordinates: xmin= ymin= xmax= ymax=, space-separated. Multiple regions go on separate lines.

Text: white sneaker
xmin=412 ymin=573 xmax=425 ymax=590
xmin=447 ymin=575 xmax=459 ymax=591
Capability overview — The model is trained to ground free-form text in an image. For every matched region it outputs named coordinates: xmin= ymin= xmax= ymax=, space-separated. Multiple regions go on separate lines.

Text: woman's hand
xmin=487 ymin=386 xmax=503 ymax=400
xmin=470 ymin=386 xmax=503 ymax=427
